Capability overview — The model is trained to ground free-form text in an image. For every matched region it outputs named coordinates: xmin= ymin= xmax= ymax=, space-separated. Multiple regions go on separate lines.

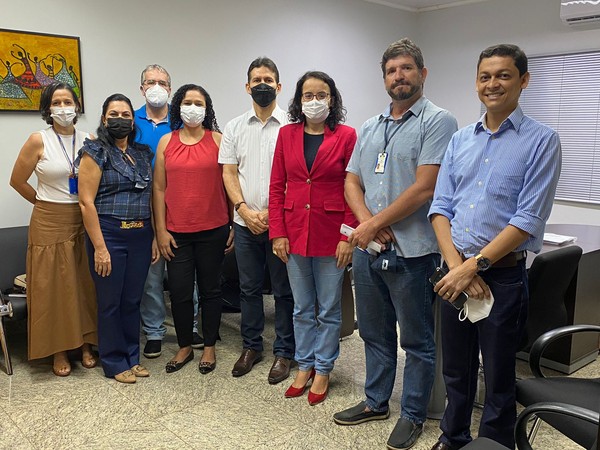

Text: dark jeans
xmin=233 ymin=223 xmax=294 ymax=358
xmin=439 ymin=261 xmax=528 ymax=450
xmin=167 ymin=224 xmax=229 ymax=348
xmin=86 ymin=216 xmax=152 ymax=377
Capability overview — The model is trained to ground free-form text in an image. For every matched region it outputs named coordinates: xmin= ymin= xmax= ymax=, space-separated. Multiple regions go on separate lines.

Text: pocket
xmin=390 ymin=132 xmax=420 ymax=161
xmin=488 ymin=175 xmax=523 ymax=201
xmin=284 ymin=199 xmax=294 ymax=211
xmin=323 ymin=200 xmax=344 ymax=212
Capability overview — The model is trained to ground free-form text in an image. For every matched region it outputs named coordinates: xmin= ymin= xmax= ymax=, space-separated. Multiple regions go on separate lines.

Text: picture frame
xmin=0 ymin=28 xmax=83 ymax=112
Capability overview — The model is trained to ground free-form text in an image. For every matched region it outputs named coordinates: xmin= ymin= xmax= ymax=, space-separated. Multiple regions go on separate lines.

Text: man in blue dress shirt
xmin=428 ymin=44 xmax=562 ymax=450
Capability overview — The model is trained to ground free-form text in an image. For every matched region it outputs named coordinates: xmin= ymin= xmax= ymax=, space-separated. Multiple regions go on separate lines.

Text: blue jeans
xmin=439 ymin=261 xmax=528 ymax=450
xmin=233 ymin=224 xmax=294 ymax=358
xmin=140 ymin=257 xmax=167 ymax=340
xmin=86 ymin=216 xmax=152 ymax=377
xmin=353 ymin=248 xmax=437 ymax=424
xmin=287 ymin=254 xmax=344 ymax=374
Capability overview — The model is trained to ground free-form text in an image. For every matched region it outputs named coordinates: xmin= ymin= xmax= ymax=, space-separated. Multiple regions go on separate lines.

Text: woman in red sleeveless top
xmin=153 ymin=84 xmax=233 ymax=375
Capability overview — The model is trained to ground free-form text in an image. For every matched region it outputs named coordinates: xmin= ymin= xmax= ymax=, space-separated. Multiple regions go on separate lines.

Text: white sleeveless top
xmin=35 ymin=127 xmax=90 ymax=203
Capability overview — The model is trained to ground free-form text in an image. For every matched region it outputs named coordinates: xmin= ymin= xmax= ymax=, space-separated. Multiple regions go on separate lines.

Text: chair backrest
xmin=0 ymin=226 xmax=28 ymax=292
xmin=522 ymin=245 xmax=583 ymax=352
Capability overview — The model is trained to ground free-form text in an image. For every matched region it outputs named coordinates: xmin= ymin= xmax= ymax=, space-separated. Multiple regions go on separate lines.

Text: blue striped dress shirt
xmin=429 ymin=106 xmax=561 ymax=256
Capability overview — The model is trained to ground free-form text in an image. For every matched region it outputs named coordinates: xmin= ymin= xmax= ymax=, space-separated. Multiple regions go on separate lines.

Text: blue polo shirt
xmin=135 ymin=104 xmax=171 ymax=167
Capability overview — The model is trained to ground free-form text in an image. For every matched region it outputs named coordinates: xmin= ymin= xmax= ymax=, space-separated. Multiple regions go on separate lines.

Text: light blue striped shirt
xmin=347 ymin=96 xmax=458 ymax=257
xmin=429 ymin=106 xmax=562 ymax=256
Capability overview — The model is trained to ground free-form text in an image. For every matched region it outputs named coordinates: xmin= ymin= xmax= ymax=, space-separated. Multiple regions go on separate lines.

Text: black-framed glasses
xmin=302 ymin=92 xmax=330 ymax=101
xmin=143 ymin=79 xmax=170 ymax=88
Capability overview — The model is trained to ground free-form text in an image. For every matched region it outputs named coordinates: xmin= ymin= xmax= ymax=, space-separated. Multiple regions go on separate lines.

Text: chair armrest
xmin=529 ymin=324 xmax=600 ymax=378
xmin=515 ymin=402 xmax=599 ymax=450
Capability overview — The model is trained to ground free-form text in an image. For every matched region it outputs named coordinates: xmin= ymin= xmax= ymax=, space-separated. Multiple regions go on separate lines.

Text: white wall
xmin=0 ymin=0 xmax=416 ymax=228
xmin=417 ymin=0 xmax=600 ymax=225
xmin=2 ymin=0 xmax=599 ymax=228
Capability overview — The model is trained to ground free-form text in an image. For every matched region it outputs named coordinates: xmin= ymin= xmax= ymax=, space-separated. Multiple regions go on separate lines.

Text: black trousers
xmin=167 ymin=224 xmax=229 ymax=348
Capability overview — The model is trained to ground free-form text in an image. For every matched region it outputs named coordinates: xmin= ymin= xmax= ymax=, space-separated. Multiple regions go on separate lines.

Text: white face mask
xmin=50 ymin=106 xmax=77 ymax=127
xmin=302 ymin=99 xmax=330 ymax=123
xmin=180 ymin=105 xmax=206 ymax=128
xmin=145 ymin=84 xmax=169 ymax=108
xmin=459 ymin=292 xmax=495 ymax=323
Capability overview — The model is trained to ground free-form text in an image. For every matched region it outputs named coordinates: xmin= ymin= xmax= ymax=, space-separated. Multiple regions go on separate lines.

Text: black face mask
xmin=250 ymin=83 xmax=277 ymax=108
xmin=106 ymin=118 xmax=133 ymax=140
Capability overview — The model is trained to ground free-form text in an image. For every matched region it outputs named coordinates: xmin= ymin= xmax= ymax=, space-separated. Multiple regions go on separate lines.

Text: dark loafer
xmin=165 ymin=351 xmax=194 ymax=373
xmin=232 ymin=349 xmax=263 ymax=377
xmin=386 ymin=417 xmax=423 ymax=450
xmin=430 ymin=442 xmax=457 ymax=450
xmin=268 ymin=356 xmax=291 ymax=385
xmin=198 ymin=360 xmax=216 ymax=374
xmin=333 ymin=401 xmax=390 ymax=425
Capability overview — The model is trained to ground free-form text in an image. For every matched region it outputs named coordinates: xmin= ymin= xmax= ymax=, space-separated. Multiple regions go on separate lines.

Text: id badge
xmin=375 ymin=152 xmax=388 ymax=174
xmin=68 ymin=175 xmax=78 ymax=195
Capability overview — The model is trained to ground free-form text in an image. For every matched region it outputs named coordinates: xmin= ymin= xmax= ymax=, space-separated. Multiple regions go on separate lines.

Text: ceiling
xmin=363 ymin=0 xmax=488 ymax=12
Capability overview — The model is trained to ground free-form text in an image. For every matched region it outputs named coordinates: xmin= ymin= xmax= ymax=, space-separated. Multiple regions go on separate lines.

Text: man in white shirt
xmin=219 ymin=57 xmax=294 ymax=384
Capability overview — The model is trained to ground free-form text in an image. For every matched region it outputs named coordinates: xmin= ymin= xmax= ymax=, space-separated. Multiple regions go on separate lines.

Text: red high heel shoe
xmin=308 ymin=375 xmax=329 ymax=406
xmin=284 ymin=368 xmax=316 ymax=398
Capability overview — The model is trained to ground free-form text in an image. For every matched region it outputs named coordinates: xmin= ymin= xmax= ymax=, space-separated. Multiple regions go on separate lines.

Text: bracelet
xmin=234 ymin=201 xmax=246 ymax=211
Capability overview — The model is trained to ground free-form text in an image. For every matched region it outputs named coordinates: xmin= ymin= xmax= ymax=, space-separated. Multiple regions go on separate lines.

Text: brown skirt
xmin=27 ymin=201 xmax=98 ymax=360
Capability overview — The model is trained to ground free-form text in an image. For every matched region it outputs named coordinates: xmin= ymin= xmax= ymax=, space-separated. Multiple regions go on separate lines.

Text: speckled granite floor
xmin=0 ymin=295 xmax=596 ymax=449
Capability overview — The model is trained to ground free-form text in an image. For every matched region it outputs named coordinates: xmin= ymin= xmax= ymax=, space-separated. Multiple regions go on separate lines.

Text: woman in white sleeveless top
xmin=10 ymin=82 xmax=98 ymax=376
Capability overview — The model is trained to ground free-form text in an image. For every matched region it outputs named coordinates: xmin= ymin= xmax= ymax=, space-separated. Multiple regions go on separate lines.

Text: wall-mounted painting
xmin=0 ymin=29 xmax=83 ymax=112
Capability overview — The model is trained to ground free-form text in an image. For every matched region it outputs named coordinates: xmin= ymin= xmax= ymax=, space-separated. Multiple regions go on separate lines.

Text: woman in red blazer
xmin=269 ymin=71 xmax=357 ymax=405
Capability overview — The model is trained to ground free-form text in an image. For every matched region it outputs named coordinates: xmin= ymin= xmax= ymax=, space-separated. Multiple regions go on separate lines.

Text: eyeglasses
xmin=143 ymin=79 xmax=170 ymax=88
xmin=302 ymin=92 xmax=330 ymax=101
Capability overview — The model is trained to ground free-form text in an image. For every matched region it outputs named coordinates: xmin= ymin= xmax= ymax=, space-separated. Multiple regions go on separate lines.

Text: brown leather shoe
xmin=430 ymin=442 xmax=456 ymax=450
xmin=268 ymin=356 xmax=292 ymax=385
xmin=232 ymin=349 xmax=263 ymax=377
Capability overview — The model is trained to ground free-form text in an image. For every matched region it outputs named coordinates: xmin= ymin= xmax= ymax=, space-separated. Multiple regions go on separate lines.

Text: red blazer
xmin=269 ymin=123 xmax=358 ymax=257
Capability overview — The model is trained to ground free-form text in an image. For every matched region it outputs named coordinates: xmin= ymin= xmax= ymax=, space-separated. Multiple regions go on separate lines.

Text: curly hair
xmin=40 ymin=82 xmax=81 ymax=125
xmin=288 ymin=71 xmax=346 ymax=131
xmin=169 ymin=84 xmax=220 ymax=132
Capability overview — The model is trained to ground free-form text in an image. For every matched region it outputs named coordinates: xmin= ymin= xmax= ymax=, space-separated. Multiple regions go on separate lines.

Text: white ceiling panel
xmin=363 ymin=0 xmax=489 ymax=12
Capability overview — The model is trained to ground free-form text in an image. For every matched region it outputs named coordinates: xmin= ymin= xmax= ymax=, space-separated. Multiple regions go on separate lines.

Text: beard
xmin=387 ymin=82 xmax=420 ymax=101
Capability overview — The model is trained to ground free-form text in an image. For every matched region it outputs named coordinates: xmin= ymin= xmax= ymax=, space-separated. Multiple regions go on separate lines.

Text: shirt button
xmin=306 ymin=179 xmax=311 ymax=184
xmin=380 ymin=181 xmax=383 ymax=185
xmin=466 ymin=227 xmax=470 ymax=232
xmin=470 ymin=204 xmax=474 ymax=209
xmin=378 ymin=203 xmax=382 ymax=207
xmin=478 ymin=181 xmax=483 ymax=186
xmin=485 ymin=158 xmax=489 ymax=163
xmin=305 ymin=204 xmax=310 ymax=210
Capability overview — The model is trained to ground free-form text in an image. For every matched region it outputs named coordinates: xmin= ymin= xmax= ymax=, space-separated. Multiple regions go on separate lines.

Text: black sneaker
xmin=191 ymin=332 xmax=205 ymax=349
xmin=333 ymin=401 xmax=390 ymax=425
xmin=143 ymin=340 xmax=162 ymax=358
xmin=386 ymin=417 xmax=423 ymax=450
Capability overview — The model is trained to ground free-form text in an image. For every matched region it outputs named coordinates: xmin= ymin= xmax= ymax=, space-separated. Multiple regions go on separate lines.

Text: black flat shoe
xmin=165 ymin=351 xmax=194 ymax=373
xmin=198 ymin=360 xmax=216 ymax=374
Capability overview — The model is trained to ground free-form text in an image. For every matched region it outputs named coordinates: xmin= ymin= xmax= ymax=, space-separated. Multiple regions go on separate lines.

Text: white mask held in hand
xmin=302 ymin=99 xmax=330 ymax=122
xmin=145 ymin=84 xmax=169 ymax=108
xmin=459 ymin=292 xmax=495 ymax=323
xmin=180 ymin=105 xmax=206 ymax=127
xmin=50 ymin=106 xmax=77 ymax=127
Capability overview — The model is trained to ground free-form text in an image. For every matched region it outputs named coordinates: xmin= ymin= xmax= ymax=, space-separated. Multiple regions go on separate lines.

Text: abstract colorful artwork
xmin=0 ymin=29 xmax=83 ymax=112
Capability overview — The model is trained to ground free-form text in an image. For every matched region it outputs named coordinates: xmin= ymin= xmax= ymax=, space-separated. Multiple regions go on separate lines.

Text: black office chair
xmin=516 ymin=324 xmax=600 ymax=449
xmin=520 ymin=245 xmax=583 ymax=353
xmin=462 ymin=402 xmax=599 ymax=450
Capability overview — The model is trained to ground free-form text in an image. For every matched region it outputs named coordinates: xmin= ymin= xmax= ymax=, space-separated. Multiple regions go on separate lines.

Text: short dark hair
xmin=96 ymin=93 xmax=139 ymax=149
xmin=288 ymin=71 xmax=346 ymax=131
xmin=247 ymin=57 xmax=280 ymax=84
xmin=169 ymin=84 xmax=220 ymax=132
xmin=478 ymin=44 xmax=528 ymax=76
xmin=39 ymin=82 xmax=81 ymax=125
xmin=380 ymin=38 xmax=424 ymax=77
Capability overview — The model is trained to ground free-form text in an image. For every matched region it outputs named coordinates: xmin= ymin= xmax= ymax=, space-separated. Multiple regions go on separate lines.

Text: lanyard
xmin=382 ymin=116 xmax=406 ymax=153
xmin=53 ymin=129 xmax=76 ymax=175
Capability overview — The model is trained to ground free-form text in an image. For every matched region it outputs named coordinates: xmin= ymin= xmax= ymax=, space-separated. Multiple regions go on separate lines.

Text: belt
xmin=120 ymin=220 xmax=145 ymax=229
xmin=461 ymin=251 xmax=527 ymax=268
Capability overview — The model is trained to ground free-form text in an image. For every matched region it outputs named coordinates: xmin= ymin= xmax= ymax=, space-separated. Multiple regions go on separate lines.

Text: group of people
xmin=10 ymin=37 xmax=561 ymax=450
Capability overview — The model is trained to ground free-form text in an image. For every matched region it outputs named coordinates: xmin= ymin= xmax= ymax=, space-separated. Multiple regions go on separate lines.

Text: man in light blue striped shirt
xmin=428 ymin=44 xmax=561 ymax=450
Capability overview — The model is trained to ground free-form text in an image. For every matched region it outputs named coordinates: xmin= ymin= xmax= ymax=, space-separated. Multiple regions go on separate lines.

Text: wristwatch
xmin=234 ymin=201 xmax=246 ymax=211
xmin=475 ymin=253 xmax=492 ymax=271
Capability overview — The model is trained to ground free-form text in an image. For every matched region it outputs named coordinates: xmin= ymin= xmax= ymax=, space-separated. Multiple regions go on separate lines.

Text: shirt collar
xmin=379 ymin=95 xmax=426 ymax=123
xmin=136 ymin=104 xmax=169 ymax=124
xmin=247 ymin=104 xmax=286 ymax=125
xmin=475 ymin=105 xmax=524 ymax=134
